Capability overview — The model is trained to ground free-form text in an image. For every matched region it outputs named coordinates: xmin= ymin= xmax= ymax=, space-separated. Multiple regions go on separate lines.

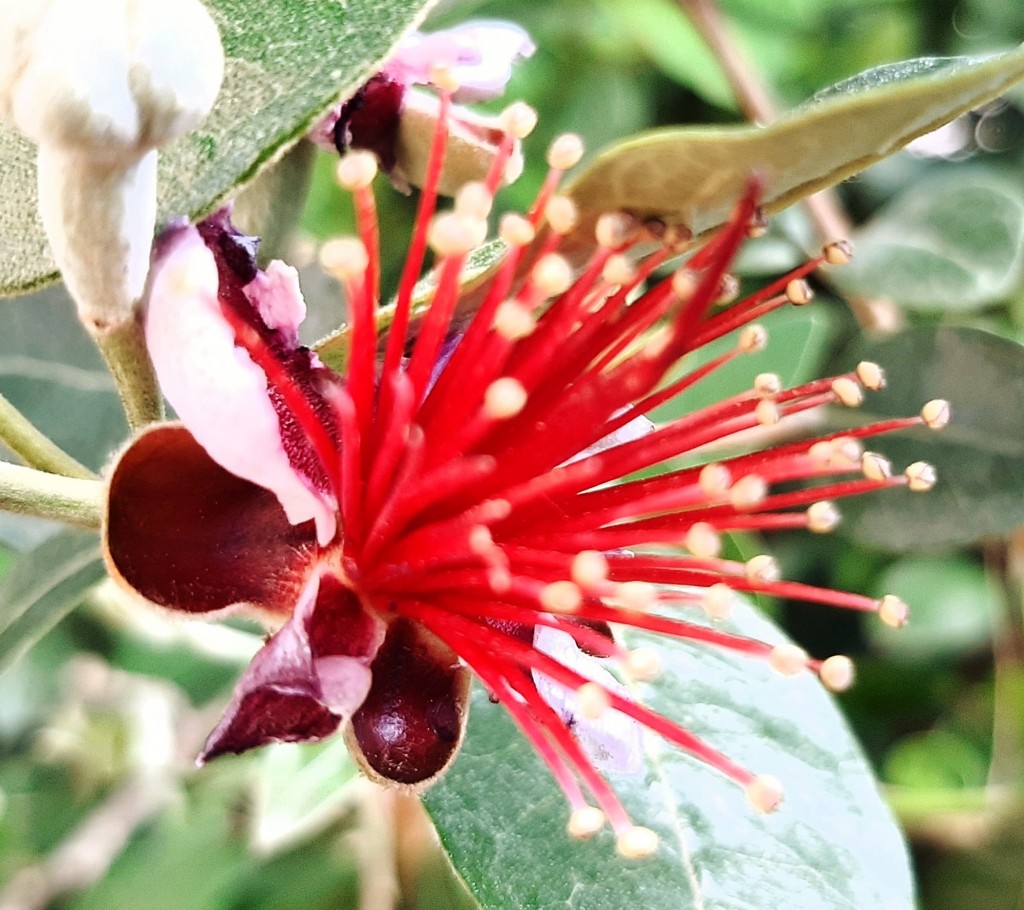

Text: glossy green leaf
xmin=834 ymin=173 xmax=1024 ymax=311
xmin=563 ymin=45 xmax=1024 ymax=246
xmin=0 ymin=528 xmax=104 ymax=676
xmin=837 ymin=326 xmax=1024 ymax=550
xmin=426 ymin=601 xmax=913 ymax=910
xmin=0 ymin=0 xmax=435 ymax=296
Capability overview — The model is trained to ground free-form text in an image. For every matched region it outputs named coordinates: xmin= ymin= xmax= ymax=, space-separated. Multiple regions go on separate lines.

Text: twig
xmin=0 ymin=393 xmax=95 ymax=479
xmin=89 ymin=314 xmax=164 ymax=431
xmin=0 ymin=461 xmax=102 ymax=528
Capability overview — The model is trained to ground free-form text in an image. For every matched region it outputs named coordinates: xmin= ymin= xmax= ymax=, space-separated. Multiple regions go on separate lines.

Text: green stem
xmin=89 ymin=314 xmax=164 ymax=431
xmin=0 ymin=393 xmax=96 ymax=479
xmin=0 ymin=461 xmax=103 ymax=528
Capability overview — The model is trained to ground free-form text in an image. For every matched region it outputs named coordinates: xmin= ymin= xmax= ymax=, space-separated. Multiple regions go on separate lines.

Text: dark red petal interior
xmin=105 ymin=424 xmax=317 ymax=615
xmin=350 ymin=618 xmax=470 ymax=786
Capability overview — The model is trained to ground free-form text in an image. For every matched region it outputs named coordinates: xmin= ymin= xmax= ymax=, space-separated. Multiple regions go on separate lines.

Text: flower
xmin=104 ymin=94 xmax=947 ymax=858
xmin=310 ymin=21 xmax=534 ymax=192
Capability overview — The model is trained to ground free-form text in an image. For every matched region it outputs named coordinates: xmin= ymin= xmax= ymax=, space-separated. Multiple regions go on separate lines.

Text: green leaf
xmin=834 ymin=173 xmax=1024 ymax=311
xmin=837 ymin=326 xmax=1024 ymax=550
xmin=0 ymin=0 xmax=435 ymax=296
xmin=563 ymin=45 xmax=1024 ymax=246
xmin=0 ymin=528 xmax=105 ymax=676
xmin=425 ymin=601 xmax=914 ymax=910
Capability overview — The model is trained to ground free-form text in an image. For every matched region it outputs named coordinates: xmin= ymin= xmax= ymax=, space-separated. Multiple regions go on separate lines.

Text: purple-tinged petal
xmin=387 ymin=22 xmax=535 ymax=101
xmin=533 ymin=627 xmax=645 ymax=774
xmin=200 ymin=569 xmax=385 ymax=762
xmin=243 ymin=260 xmax=306 ymax=346
xmin=145 ymin=225 xmax=337 ymax=544
xmin=105 ymin=425 xmax=317 ymax=616
xmin=348 ymin=619 xmax=470 ymax=788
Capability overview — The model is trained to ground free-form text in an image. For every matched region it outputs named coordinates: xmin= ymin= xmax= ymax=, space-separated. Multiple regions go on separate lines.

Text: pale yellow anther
xmin=831 ymin=376 xmax=864 ymax=408
xmin=921 ymin=399 xmax=951 ymax=429
xmin=595 ymin=212 xmax=636 ymax=249
xmin=746 ymin=775 xmax=784 ymax=813
xmin=905 ymin=461 xmax=937 ymax=492
xmin=730 ymin=474 xmax=768 ymax=510
xmin=468 ymin=525 xmax=494 ymax=555
xmin=831 ymin=437 xmax=864 ymax=467
xmin=335 ymin=151 xmax=378 ymax=191
xmin=616 ymin=826 xmax=660 ymax=859
xmin=807 ymin=500 xmax=841 ymax=533
xmin=685 ymin=522 xmax=722 ymax=559
xmin=808 ymin=440 xmax=834 ymax=465
xmin=671 ymin=269 xmax=698 ymax=301
xmin=755 ymin=399 xmax=781 ymax=426
xmin=547 ymin=133 xmax=585 ymax=170
xmin=819 ymin=655 xmax=856 ymax=692
xmin=319 ymin=237 xmax=369 ymax=279
xmin=861 ymin=451 xmax=892 ymax=482
xmin=703 ymin=583 xmax=735 ymax=620
xmin=770 ymin=643 xmax=809 ymax=677
xmin=625 ymin=647 xmax=661 ymax=680
xmin=577 ymin=682 xmax=611 ymax=719
xmin=571 ymin=550 xmax=608 ymax=589
xmin=823 ymin=239 xmax=854 ymax=265
xmin=532 ymin=253 xmax=573 ymax=297
xmin=500 ymin=101 xmax=538 ymax=139
xmin=754 ymin=373 xmax=782 ymax=397
xmin=567 ymin=806 xmax=606 ymax=839
xmin=602 ymin=254 xmax=635 ymax=287
xmin=786 ymin=278 xmax=814 ymax=305
xmin=855 ymin=361 xmax=886 ymax=391
xmin=878 ymin=594 xmax=909 ymax=628
xmin=499 ymin=213 xmax=536 ymax=248
xmin=493 ymin=301 xmax=536 ymax=340
xmin=613 ymin=581 xmax=658 ymax=612
xmin=746 ymin=210 xmax=769 ymax=238
xmin=428 ymin=61 xmax=459 ymax=93
xmin=483 ymin=377 xmax=528 ymax=419
xmin=488 ymin=566 xmax=512 ymax=593
xmin=716 ymin=274 xmax=740 ymax=305
xmin=739 ymin=324 xmax=768 ymax=353
xmin=746 ymin=554 xmax=781 ymax=583
xmin=455 ymin=181 xmax=493 ymax=220
xmin=540 ymin=580 xmax=583 ymax=614
xmin=699 ymin=463 xmax=732 ymax=496
xmin=428 ymin=212 xmax=487 ymax=257
xmin=545 ymin=195 xmax=579 ymax=235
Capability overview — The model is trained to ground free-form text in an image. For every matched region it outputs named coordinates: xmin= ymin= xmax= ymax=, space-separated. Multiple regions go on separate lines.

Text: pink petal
xmin=145 ymin=226 xmax=337 ymax=544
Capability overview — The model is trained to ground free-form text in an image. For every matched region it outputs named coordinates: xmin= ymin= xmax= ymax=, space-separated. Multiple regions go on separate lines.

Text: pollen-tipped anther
xmin=493 ymin=301 xmax=536 ymax=340
xmin=625 ymin=647 xmax=661 ymax=681
xmin=532 ymin=253 xmax=573 ymax=296
xmin=770 ymin=643 xmax=809 ymax=677
xmin=831 ymin=377 xmax=864 ymax=408
xmin=671 ymin=269 xmax=698 ymax=301
xmin=455 ymin=181 xmax=494 ymax=219
xmin=730 ymin=474 xmax=768 ymax=510
xmin=819 ymin=655 xmax=856 ymax=692
xmin=427 ymin=61 xmax=460 ymax=93
xmin=823 ymin=239 xmax=854 ymax=265
xmin=500 ymin=101 xmax=538 ymax=139
xmin=335 ymin=151 xmax=378 ymax=190
xmin=545 ymin=196 xmax=579 ymax=235
xmin=499 ymin=213 xmax=536 ymax=247
xmin=878 ymin=594 xmax=909 ymax=628
xmin=861 ymin=452 xmax=892 ymax=482
xmin=745 ymin=775 xmax=784 ymax=813
xmin=699 ymin=463 xmax=732 ymax=496
xmin=547 ymin=133 xmax=585 ymax=170
xmin=613 ymin=581 xmax=658 ymax=612
xmin=577 ymin=682 xmax=611 ymax=720
xmin=807 ymin=500 xmax=841 ymax=533
xmin=484 ymin=377 xmax=528 ymax=419
xmin=715 ymin=274 xmax=740 ymax=305
xmin=540 ymin=580 xmax=583 ymax=614
xmin=786 ymin=279 xmax=814 ymax=305
xmin=739 ymin=324 xmax=768 ymax=353
xmin=746 ymin=554 xmax=781 ymax=583
xmin=855 ymin=361 xmax=886 ymax=391
xmin=754 ymin=373 xmax=782 ymax=397
xmin=616 ymin=826 xmax=660 ymax=859
xmin=703 ymin=583 xmax=736 ymax=620
xmin=571 ymin=550 xmax=609 ymax=589
xmin=755 ymin=399 xmax=780 ymax=426
xmin=319 ymin=237 xmax=370 ymax=280
xmin=921 ymin=399 xmax=951 ymax=429
xmin=567 ymin=806 xmax=606 ymax=840
xmin=595 ymin=212 xmax=637 ymax=249
xmin=428 ymin=211 xmax=488 ymax=256
xmin=602 ymin=254 xmax=635 ymax=287
xmin=905 ymin=461 xmax=937 ymax=492
xmin=685 ymin=522 xmax=722 ymax=559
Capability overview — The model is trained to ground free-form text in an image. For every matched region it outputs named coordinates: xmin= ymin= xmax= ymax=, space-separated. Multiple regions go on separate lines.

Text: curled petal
xmin=145 ymin=225 xmax=336 ymax=543
xmin=105 ymin=424 xmax=316 ymax=615
xmin=348 ymin=619 xmax=470 ymax=788
xmin=200 ymin=569 xmax=385 ymax=762
xmin=533 ymin=627 xmax=645 ymax=774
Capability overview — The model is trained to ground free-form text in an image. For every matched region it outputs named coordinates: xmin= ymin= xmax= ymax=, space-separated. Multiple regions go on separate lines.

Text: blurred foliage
xmin=3 ymin=0 xmax=1024 ymax=907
